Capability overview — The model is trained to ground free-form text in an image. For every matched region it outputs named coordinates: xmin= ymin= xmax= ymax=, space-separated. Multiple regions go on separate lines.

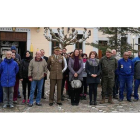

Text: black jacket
xmin=63 ymin=58 xmax=69 ymax=76
xmin=19 ymin=56 xmax=32 ymax=79
xmin=85 ymin=59 xmax=101 ymax=84
xmin=43 ymin=56 xmax=48 ymax=79
xmin=134 ymin=61 xmax=140 ymax=79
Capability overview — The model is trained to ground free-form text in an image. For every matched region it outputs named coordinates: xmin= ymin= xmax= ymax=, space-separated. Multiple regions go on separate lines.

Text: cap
xmin=106 ymin=48 xmax=112 ymax=53
xmin=54 ymin=46 xmax=60 ymax=51
xmin=11 ymin=46 xmax=17 ymax=50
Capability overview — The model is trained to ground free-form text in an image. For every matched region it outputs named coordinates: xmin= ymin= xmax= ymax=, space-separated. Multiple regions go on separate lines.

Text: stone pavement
xmin=0 ymin=79 xmax=140 ymax=113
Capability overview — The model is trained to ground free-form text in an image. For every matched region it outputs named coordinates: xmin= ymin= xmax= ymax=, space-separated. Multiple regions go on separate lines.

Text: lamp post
xmin=132 ymin=35 xmax=135 ymax=57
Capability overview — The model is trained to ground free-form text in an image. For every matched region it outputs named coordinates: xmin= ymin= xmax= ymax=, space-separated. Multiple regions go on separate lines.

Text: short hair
xmin=89 ymin=51 xmax=97 ymax=58
xmin=40 ymin=49 xmax=45 ymax=52
xmin=63 ymin=48 xmax=67 ymax=51
xmin=6 ymin=51 xmax=12 ymax=54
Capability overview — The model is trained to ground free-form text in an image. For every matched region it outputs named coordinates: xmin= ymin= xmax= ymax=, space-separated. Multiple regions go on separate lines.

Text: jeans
xmin=29 ymin=78 xmax=44 ymax=105
xmin=134 ymin=79 xmax=140 ymax=100
xmin=119 ymin=75 xmax=133 ymax=100
xmin=3 ymin=87 xmax=14 ymax=105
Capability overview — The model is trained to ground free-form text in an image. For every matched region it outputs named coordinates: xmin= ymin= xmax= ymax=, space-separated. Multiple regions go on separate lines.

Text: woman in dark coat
xmin=68 ymin=49 xmax=83 ymax=106
xmin=85 ymin=51 xmax=101 ymax=105
xmin=19 ymin=51 xmax=32 ymax=104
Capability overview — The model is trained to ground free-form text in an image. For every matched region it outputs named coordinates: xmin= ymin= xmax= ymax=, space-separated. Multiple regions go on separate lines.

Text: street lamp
xmin=132 ymin=35 xmax=135 ymax=57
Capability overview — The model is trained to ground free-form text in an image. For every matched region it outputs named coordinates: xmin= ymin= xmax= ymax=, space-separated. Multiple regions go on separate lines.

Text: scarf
xmin=89 ymin=58 xmax=98 ymax=66
xmin=83 ymin=58 xmax=87 ymax=63
xmin=73 ymin=56 xmax=80 ymax=71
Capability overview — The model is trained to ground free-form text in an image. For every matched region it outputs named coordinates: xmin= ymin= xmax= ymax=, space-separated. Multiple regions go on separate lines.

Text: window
xmin=76 ymin=34 xmax=83 ymax=49
xmin=121 ymin=37 xmax=127 ymax=46
xmin=98 ymin=40 xmax=108 ymax=46
xmin=138 ymin=38 xmax=140 ymax=50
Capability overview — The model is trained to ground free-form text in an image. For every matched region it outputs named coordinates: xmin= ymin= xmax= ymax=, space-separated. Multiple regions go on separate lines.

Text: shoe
xmin=83 ymin=96 xmax=86 ymax=100
xmin=108 ymin=96 xmax=114 ymax=104
xmin=28 ymin=104 xmax=33 ymax=107
xmin=94 ymin=101 xmax=97 ymax=105
xmin=89 ymin=101 xmax=94 ymax=105
xmin=113 ymin=95 xmax=118 ymax=99
xmin=75 ymin=103 xmax=79 ymax=106
xmin=22 ymin=99 xmax=26 ymax=104
xmin=36 ymin=103 xmax=42 ymax=106
xmin=18 ymin=95 xmax=21 ymax=98
xmin=127 ymin=99 xmax=132 ymax=102
xmin=119 ymin=99 xmax=123 ymax=102
xmin=27 ymin=99 xmax=29 ymax=104
xmin=57 ymin=103 xmax=62 ymax=106
xmin=133 ymin=99 xmax=139 ymax=102
xmin=80 ymin=96 xmax=83 ymax=100
xmin=13 ymin=101 xmax=17 ymax=104
xmin=61 ymin=97 xmax=64 ymax=101
xmin=100 ymin=96 xmax=105 ymax=104
xmin=62 ymin=95 xmax=65 ymax=98
xmin=3 ymin=104 xmax=8 ymax=108
xmin=42 ymin=97 xmax=46 ymax=99
xmin=71 ymin=103 xmax=75 ymax=106
xmin=49 ymin=103 xmax=53 ymax=106
xmin=9 ymin=104 xmax=14 ymax=108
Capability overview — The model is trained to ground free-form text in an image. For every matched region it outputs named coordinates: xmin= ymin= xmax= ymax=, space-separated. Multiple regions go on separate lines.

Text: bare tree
xmin=43 ymin=27 xmax=91 ymax=48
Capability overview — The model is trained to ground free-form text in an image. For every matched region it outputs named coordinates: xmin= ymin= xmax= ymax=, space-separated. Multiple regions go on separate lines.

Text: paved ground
xmin=0 ymin=79 xmax=140 ymax=113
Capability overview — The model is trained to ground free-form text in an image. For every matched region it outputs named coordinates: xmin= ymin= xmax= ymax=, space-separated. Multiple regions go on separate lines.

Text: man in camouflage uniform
xmin=99 ymin=48 xmax=118 ymax=104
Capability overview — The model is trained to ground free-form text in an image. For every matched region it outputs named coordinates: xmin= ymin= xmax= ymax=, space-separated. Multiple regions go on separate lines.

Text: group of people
xmin=0 ymin=45 xmax=139 ymax=108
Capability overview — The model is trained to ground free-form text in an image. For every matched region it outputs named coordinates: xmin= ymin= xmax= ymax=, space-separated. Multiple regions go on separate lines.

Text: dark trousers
xmin=119 ymin=75 xmax=133 ymax=100
xmin=113 ymin=74 xmax=119 ymax=97
xmin=81 ymin=77 xmax=87 ymax=95
xmin=13 ymin=77 xmax=19 ymax=101
xmin=0 ymin=82 xmax=3 ymax=103
xmin=61 ymin=75 xmax=69 ymax=96
xmin=22 ymin=78 xmax=31 ymax=100
xmin=35 ymin=77 xmax=45 ymax=98
xmin=134 ymin=79 xmax=140 ymax=100
xmin=89 ymin=83 xmax=98 ymax=102
xmin=70 ymin=82 xmax=81 ymax=104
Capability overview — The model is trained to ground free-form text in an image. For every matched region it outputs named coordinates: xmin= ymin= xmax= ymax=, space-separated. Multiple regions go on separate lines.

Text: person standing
xmin=34 ymin=49 xmax=48 ymax=99
xmin=128 ymin=50 xmax=134 ymax=60
xmin=99 ymin=48 xmax=118 ymax=104
xmin=118 ymin=52 xmax=134 ymax=102
xmin=112 ymin=49 xmax=121 ymax=99
xmin=132 ymin=50 xmax=140 ymax=101
xmin=85 ymin=51 xmax=101 ymax=105
xmin=0 ymin=51 xmax=19 ymax=108
xmin=80 ymin=53 xmax=88 ymax=100
xmin=19 ymin=51 xmax=32 ymax=104
xmin=68 ymin=49 xmax=83 ymax=106
xmin=11 ymin=52 xmax=20 ymax=104
xmin=0 ymin=58 xmax=3 ymax=103
xmin=47 ymin=46 xmax=66 ymax=106
xmin=11 ymin=46 xmax=21 ymax=98
xmin=28 ymin=51 xmax=48 ymax=107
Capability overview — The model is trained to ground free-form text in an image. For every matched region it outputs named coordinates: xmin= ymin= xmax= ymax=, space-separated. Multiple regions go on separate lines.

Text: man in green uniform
xmin=47 ymin=46 xmax=65 ymax=106
xmin=99 ymin=48 xmax=118 ymax=104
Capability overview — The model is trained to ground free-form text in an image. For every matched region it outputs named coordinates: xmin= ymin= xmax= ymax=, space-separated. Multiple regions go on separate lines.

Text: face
xmin=123 ymin=52 xmax=129 ymax=60
xmin=11 ymin=50 xmax=16 ymax=53
xmin=54 ymin=50 xmax=60 ymax=55
xmin=59 ymin=50 xmax=62 ymax=55
xmin=11 ymin=53 xmax=16 ymax=59
xmin=128 ymin=51 xmax=132 ymax=56
xmin=106 ymin=52 xmax=112 ymax=58
xmin=40 ymin=50 xmax=45 ymax=56
xmin=80 ymin=50 xmax=83 ymax=54
xmin=63 ymin=49 xmax=66 ymax=53
xmin=83 ymin=55 xmax=87 ymax=59
xmin=36 ymin=52 xmax=41 ymax=59
xmin=90 ymin=53 xmax=95 ymax=59
xmin=74 ymin=50 xmax=80 ymax=56
xmin=70 ymin=53 xmax=73 ymax=57
xmin=6 ymin=51 xmax=12 ymax=59
xmin=138 ymin=52 xmax=140 ymax=57
xmin=26 ymin=52 xmax=30 ymax=57
xmin=112 ymin=50 xmax=116 ymax=56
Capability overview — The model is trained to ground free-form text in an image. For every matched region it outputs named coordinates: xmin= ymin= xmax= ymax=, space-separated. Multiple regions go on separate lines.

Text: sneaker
xmin=13 ymin=101 xmax=17 ymax=104
xmin=3 ymin=104 xmax=8 ymax=108
xmin=22 ymin=99 xmax=26 ymax=104
xmin=18 ymin=94 xmax=21 ymax=98
xmin=9 ymin=104 xmax=14 ymax=108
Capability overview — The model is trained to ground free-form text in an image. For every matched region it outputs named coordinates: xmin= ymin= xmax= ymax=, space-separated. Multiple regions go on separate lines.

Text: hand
xmin=91 ymin=74 xmax=97 ymax=78
xmin=74 ymin=73 xmax=78 ymax=77
xmin=20 ymin=79 xmax=23 ymax=81
xmin=29 ymin=78 xmax=32 ymax=81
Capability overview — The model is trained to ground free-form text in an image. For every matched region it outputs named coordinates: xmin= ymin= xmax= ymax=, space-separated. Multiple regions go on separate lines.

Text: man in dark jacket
xmin=132 ymin=51 xmax=140 ymax=101
xmin=99 ymin=48 xmax=118 ymax=104
xmin=118 ymin=52 xmax=134 ymax=102
xmin=0 ymin=51 xmax=19 ymax=108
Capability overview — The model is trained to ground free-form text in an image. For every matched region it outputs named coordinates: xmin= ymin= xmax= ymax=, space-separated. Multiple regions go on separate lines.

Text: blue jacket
xmin=0 ymin=58 xmax=19 ymax=87
xmin=118 ymin=58 xmax=134 ymax=76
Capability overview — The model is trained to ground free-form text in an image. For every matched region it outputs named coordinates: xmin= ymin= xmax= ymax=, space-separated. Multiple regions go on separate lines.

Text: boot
xmin=100 ymin=96 xmax=105 ymax=104
xmin=108 ymin=96 xmax=114 ymax=104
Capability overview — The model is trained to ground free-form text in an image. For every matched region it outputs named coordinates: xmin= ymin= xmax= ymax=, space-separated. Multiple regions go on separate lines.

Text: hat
xmin=11 ymin=46 xmax=17 ymax=50
xmin=106 ymin=48 xmax=112 ymax=53
xmin=54 ymin=46 xmax=60 ymax=51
